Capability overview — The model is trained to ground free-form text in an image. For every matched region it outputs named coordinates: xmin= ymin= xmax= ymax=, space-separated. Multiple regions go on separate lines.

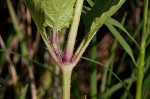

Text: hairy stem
xmin=63 ymin=0 xmax=84 ymax=62
xmin=73 ymin=0 xmax=126 ymax=64
xmin=52 ymin=29 xmax=62 ymax=60
xmin=62 ymin=66 xmax=73 ymax=99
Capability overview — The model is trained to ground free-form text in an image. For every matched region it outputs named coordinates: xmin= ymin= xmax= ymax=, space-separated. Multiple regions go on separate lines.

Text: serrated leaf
xmin=83 ymin=0 xmax=126 ymax=40
xmin=73 ymin=0 xmax=125 ymax=61
xmin=24 ymin=0 xmax=76 ymax=32
xmin=84 ymin=0 xmax=120 ymax=32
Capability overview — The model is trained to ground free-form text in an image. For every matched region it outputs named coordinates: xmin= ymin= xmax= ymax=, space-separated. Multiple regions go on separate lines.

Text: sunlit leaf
xmin=24 ymin=0 xmax=76 ymax=32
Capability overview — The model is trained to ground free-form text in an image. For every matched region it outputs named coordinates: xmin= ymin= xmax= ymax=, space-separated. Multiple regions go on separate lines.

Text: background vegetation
xmin=0 ymin=0 xmax=150 ymax=99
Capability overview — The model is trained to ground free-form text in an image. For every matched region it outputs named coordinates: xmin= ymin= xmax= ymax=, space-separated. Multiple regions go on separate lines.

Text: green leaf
xmin=107 ymin=18 xmax=140 ymax=49
xmin=24 ymin=0 xmax=76 ymax=32
xmin=86 ymin=0 xmax=94 ymax=7
xmin=84 ymin=0 xmax=120 ymax=32
xmin=73 ymin=0 xmax=125 ymax=62
xmin=100 ymin=77 xmax=135 ymax=99
xmin=20 ymin=84 xmax=28 ymax=99
xmin=105 ymin=21 xmax=137 ymax=67
xmin=82 ymin=57 xmax=134 ymax=99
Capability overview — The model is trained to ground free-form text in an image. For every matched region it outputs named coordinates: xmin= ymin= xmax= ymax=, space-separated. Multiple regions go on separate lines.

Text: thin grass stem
xmin=135 ymin=0 xmax=149 ymax=99
xmin=90 ymin=35 xmax=97 ymax=99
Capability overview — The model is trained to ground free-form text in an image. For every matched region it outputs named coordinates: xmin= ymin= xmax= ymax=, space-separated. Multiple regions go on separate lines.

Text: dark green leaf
xmin=84 ymin=0 xmax=119 ymax=32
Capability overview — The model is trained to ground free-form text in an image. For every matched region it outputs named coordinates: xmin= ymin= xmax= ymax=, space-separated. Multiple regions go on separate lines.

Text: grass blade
xmin=107 ymin=18 xmax=140 ymax=49
xmin=100 ymin=77 xmax=135 ymax=99
xmin=82 ymin=57 xmax=133 ymax=99
xmin=90 ymin=35 xmax=97 ymax=99
xmin=20 ymin=84 xmax=29 ymax=99
xmin=105 ymin=21 xmax=137 ymax=67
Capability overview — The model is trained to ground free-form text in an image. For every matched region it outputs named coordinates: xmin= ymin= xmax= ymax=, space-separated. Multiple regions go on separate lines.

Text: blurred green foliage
xmin=0 ymin=0 xmax=150 ymax=99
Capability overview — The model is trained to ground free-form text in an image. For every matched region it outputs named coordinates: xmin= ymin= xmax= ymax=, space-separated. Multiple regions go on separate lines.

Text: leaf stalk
xmin=63 ymin=0 xmax=84 ymax=63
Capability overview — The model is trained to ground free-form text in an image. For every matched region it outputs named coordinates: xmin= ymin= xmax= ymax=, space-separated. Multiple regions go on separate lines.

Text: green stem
xmin=135 ymin=0 xmax=148 ymax=99
xmin=62 ymin=66 xmax=73 ymax=99
xmin=90 ymin=35 xmax=97 ymax=99
xmin=64 ymin=0 xmax=84 ymax=62
xmin=73 ymin=0 xmax=126 ymax=63
xmin=136 ymin=50 xmax=145 ymax=99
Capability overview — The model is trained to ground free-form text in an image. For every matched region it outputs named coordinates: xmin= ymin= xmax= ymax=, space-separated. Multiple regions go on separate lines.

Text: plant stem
xmin=63 ymin=0 xmax=84 ymax=62
xmin=90 ymin=35 xmax=97 ymax=99
xmin=136 ymin=50 xmax=145 ymax=99
xmin=135 ymin=0 xmax=148 ymax=99
xmin=73 ymin=0 xmax=126 ymax=64
xmin=62 ymin=66 xmax=73 ymax=99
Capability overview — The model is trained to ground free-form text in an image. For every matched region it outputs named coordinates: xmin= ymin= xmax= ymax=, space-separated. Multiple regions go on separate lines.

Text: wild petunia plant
xmin=24 ymin=0 xmax=125 ymax=98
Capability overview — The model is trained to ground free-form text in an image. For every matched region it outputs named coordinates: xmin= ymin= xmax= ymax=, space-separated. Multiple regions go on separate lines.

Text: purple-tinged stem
xmin=51 ymin=30 xmax=62 ymax=61
xmin=63 ymin=0 xmax=84 ymax=63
